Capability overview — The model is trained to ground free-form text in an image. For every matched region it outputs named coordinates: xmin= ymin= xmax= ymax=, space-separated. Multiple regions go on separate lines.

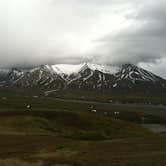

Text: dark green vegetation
xmin=1 ymin=134 xmax=166 ymax=166
xmin=0 ymin=91 xmax=166 ymax=165
xmin=0 ymin=110 xmax=152 ymax=139
xmin=1 ymin=87 xmax=166 ymax=105
xmin=50 ymin=89 xmax=166 ymax=105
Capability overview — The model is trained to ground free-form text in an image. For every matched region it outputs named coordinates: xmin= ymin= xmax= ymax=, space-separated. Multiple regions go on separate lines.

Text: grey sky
xmin=0 ymin=0 xmax=166 ymax=77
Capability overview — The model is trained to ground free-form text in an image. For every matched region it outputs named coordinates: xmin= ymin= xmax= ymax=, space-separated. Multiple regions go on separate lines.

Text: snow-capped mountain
xmin=0 ymin=63 xmax=165 ymax=93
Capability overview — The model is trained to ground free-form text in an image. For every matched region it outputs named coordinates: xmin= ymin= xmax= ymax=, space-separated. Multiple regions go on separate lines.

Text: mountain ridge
xmin=0 ymin=63 xmax=165 ymax=93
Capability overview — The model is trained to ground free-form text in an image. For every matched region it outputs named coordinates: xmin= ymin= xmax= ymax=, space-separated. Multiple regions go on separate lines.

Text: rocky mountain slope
xmin=0 ymin=63 xmax=165 ymax=93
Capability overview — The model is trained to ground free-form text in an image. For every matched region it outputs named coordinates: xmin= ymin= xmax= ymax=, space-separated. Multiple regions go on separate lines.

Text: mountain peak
xmin=0 ymin=63 xmax=165 ymax=93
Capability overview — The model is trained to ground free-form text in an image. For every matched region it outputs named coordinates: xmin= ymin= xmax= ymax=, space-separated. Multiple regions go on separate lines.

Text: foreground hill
xmin=0 ymin=95 xmax=166 ymax=165
xmin=0 ymin=107 xmax=154 ymax=166
xmin=0 ymin=109 xmax=151 ymax=139
xmin=0 ymin=63 xmax=165 ymax=94
xmin=1 ymin=106 xmax=166 ymax=166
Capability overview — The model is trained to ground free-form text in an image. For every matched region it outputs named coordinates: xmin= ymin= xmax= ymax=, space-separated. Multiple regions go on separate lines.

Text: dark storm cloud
xmin=94 ymin=0 xmax=166 ymax=67
xmin=0 ymin=0 xmax=166 ymax=77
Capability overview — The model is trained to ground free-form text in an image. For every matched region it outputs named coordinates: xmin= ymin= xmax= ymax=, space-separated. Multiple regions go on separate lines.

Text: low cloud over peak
xmin=0 ymin=0 xmax=166 ymax=77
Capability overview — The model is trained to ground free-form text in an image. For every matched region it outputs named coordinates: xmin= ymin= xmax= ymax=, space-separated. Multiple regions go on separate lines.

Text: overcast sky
xmin=0 ymin=0 xmax=166 ymax=77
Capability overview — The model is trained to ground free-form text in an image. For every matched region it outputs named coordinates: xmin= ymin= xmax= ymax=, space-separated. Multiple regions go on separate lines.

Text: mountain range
xmin=0 ymin=63 xmax=165 ymax=94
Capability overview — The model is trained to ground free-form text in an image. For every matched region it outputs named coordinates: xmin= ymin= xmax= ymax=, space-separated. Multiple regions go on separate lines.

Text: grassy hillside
xmin=0 ymin=90 xmax=166 ymax=165
xmin=0 ymin=110 xmax=152 ymax=139
xmin=0 ymin=109 xmax=158 ymax=166
xmin=1 ymin=134 xmax=166 ymax=166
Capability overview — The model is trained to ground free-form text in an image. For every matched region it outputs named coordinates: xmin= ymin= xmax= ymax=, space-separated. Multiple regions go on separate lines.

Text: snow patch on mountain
xmin=52 ymin=64 xmax=83 ymax=75
xmin=87 ymin=63 xmax=120 ymax=75
xmin=50 ymin=63 xmax=120 ymax=76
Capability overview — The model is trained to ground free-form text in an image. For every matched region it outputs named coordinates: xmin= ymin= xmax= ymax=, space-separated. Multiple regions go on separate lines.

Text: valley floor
xmin=0 ymin=95 xmax=166 ymax=165
xmin=1 ymin=134 xmax=166 ymax=166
